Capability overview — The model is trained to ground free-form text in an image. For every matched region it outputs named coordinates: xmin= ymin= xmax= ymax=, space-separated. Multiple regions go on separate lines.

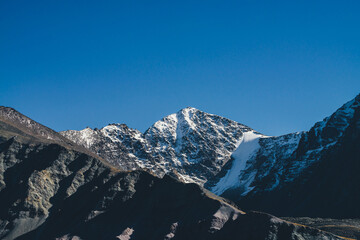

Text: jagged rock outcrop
xmin=0 ymin=107 xmax=345 ymax=240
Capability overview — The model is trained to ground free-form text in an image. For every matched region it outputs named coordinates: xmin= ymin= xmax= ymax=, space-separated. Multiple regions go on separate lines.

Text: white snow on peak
xmin=174 ymin=107 xmax=198 ymax=142
xmin=312 ymin=95 xmax=359 ymax=146
xmin=153 ymin=113 xmax=178 ymax=133
xmin=149 ymin=107 xmax=198 ymax=138
xmin=179 ymin=107 xmax=197 ymax=130
xmin=211 ymin=131 xmax=264 ymax=195
xmin=61 ymin=106 xmax=255 ymax=185
xmin=146 ymin=107 xmax=199 ymax=148
xmin=62 ymin=127 xmax=97 ymax=148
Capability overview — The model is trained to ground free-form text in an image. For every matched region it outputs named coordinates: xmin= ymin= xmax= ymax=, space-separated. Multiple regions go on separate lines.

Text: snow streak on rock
xmin=211 ymin=131 xmax=264 ymax=195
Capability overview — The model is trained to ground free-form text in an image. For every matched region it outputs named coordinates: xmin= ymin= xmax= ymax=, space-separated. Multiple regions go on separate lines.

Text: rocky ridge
xmin=61 ymin=107 xmax=253 ymax=185
xmin=217 ymin=94 xmax=360 ymax=217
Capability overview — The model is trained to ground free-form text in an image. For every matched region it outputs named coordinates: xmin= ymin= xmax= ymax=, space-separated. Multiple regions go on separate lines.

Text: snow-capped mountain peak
xmin=144 ymin=107 xmax=206 ymax=143
xmin=60 ymin=94 xmax=360 ymax=218
xmin=310 ymin=94 xmax=360 ymax=148
xmin=61 ymin=107 xmax=254 ymax=184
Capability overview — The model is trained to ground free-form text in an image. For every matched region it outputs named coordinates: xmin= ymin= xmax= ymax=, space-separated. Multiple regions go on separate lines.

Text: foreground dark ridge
xmin=0 ymin=108 xmax=345 ymax=239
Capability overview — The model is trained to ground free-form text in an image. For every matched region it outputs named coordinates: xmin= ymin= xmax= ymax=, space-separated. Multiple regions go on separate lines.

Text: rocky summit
xmin=0 ymin=107 xmax=344 ymax=240
xmin=61 ymin=107 xmax=253 ymax=185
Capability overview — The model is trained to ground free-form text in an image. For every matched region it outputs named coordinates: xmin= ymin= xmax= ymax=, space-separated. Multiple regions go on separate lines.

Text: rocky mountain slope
xmin=213 ymin=94 xmax=360 ymax=218
xmin=61 ymin=94 xmax=360 ymax=219
xmin=0 ymin=107 xmax=344 ymax=240
xmin=282 ymin=217 xmax=360 ymax=240
xmin=207 ymin=131 xmax=303 ymax=196
xmin=61 ymin=107 xmax=253 ymax=185
xmin=0 ymin=107 xmax=101 ymax=160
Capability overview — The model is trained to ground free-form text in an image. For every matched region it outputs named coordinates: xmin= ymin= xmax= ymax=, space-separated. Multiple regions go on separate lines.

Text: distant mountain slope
xmin=0 ymin=108 xmax=341 ymax=240
xmin=61 ymin=107 xmax=254 ymax=185
xmin=0 ymin=106 xmax=74 ymax=145
xmin=212 ymin=94 xmax=360 ymax=218
xmin=207 ymin=131 xmax=303 ymax=196
xmin=61 ymin=124 xmax=149 ymax=171
xmin=61 ymin=94 xmax=360 ymax=218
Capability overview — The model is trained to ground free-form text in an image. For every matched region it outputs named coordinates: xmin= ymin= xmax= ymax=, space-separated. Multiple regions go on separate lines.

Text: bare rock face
xmin=0 ymin=108 xmax=343 ymax=240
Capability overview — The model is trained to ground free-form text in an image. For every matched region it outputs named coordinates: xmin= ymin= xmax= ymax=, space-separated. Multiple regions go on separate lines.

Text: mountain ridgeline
xmin=61 ymin=107 xmax=253 ymax=185
xmin=0 ymin=108 xmax=343 ymax=239
xmin=62 ymin=94 xmax=360 ymax=218
xmin=220 ymin=94 xmax=360 ymax=218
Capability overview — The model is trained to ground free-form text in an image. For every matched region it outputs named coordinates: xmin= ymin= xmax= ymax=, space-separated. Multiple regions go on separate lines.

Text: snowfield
xmin=211 ymin=131 xmax=264 ymax=195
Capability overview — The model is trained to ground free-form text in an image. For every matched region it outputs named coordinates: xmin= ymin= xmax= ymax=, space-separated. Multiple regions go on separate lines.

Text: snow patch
xmin=73 ymin=128 xmax=97 ymax=148
xmin=211 ymin=131 xmax=262 ymax=195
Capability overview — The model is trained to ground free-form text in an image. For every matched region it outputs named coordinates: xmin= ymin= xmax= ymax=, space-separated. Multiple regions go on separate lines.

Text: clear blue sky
xmin=1 ymin=1 xmax=360 ymax=136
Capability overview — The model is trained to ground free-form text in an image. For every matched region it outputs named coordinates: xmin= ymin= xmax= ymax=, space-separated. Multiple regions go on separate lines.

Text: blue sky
xmin=1 ymin=1 xmax=360 ymax=136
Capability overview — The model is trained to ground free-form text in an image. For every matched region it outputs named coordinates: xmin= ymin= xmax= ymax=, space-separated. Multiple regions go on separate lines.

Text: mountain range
xmin=62 ymin=94 xmax=360 ymax=218
xmin=0 ymin=93 xmax=359 ymax=239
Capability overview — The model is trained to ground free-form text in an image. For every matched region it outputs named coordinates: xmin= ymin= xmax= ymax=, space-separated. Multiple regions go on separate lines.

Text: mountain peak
xmin=0 ymin=106 xmax=26 ymax=121
xmin=62 ymin=105 xmax=254 ymax=184
xmin=178 ymin=106 xmax=199 ymax=113
xmin=308 ymin=93 xmax=360 ymax=149
xmin=0 ymin=106 xmax=16 ymax=112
